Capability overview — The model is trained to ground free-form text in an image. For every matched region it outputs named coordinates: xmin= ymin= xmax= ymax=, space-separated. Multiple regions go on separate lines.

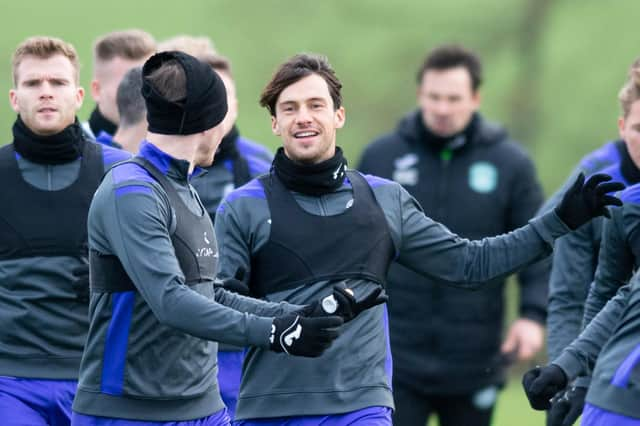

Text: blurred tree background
xmin=1 ymin=1 xmax=638 ymax=424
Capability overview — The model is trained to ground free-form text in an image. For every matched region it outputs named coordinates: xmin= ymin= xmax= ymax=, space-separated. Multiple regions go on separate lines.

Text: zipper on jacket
xmin=47 ymin=164 xmax=52 ymax=190
xmin=436 ymin=148 xmax=452 ymax=219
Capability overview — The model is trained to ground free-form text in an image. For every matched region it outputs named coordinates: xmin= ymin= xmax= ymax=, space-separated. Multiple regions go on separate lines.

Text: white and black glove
xmin=300 ymin=285 xmax=388 ymax=322
xmin=547 ymin=385 xmax=587 ymax=426
xmin=269 ymin=314 xmax=343 ymax=357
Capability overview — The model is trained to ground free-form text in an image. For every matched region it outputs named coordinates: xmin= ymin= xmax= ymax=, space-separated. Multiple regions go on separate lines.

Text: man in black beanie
xmin=71 ymin=51 xmax=353 ymax=425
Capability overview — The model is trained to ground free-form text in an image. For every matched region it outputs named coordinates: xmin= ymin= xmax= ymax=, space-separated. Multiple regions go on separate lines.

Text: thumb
xmin=501 ymin=328 xmax=518 ymax=354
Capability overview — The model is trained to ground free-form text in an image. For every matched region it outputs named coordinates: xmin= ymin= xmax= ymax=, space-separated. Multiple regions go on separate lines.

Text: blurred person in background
xmin=111 ymin=67 xmax=146 ymax=153
xmin=82 ymin=29 xmax=155 ymax=147
xmin=215 ymin=52 xmax=620 ymax=425
xmin=0 ymin=36 xmax=130 ymax=425
xmin=542 ymin=57 xmax=640 ymax=426
xmin=359 ymin=44 xmax=549 ymax=426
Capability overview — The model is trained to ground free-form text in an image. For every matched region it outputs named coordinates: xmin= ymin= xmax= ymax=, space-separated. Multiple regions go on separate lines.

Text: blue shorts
xmin=217 ymin=350 xmax=245 ymax=420
xmin=71 ymin=408 xmax=230 ymax=425
xmin=233 ymin=406 xmax=392 ymax=425
xmin=0 ymin=376 xmax=77 ymax=426
xmin=582 ymin=403 xmax=640 ymax=426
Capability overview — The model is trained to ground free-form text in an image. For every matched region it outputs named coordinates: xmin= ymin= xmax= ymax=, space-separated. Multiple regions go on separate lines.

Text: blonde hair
xmin=12 ymin=36 xmax=80 ymax=86
xmin=618 ymin=58 xmax=640 ymax=117
xmin=157 ymin=35 xmax=216 ymax=59
xmin=93 ymin=29 xmax=156 ymax=64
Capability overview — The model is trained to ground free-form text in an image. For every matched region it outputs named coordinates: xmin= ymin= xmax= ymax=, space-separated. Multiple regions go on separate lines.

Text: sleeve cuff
xmin=520 ymin=308 xmax=546 ymax=325
xmin=530 ymin=210 xmax=572 ymax=244
xmin=245 ymin=316 xmax=275 ymax=348
xmin=553 ymin=351 xmax=585 ymax=382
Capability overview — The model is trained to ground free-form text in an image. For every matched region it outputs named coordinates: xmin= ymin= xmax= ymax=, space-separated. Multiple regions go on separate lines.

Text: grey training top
xmin=73 ymin=141 xmax=299 ymax=422
xmin=215 ymin=170 xmax=571 ymax=420
xmin=0 ymin=142 xmax=129 ymax=380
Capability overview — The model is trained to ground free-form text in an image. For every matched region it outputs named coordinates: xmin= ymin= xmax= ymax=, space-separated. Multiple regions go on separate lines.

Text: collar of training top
xmin=141 ymin=51 xmax=228 ymax=136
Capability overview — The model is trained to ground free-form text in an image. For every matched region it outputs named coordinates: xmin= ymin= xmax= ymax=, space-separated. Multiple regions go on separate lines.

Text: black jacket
xmin=358 ymin=110 xmax=548 ymax=394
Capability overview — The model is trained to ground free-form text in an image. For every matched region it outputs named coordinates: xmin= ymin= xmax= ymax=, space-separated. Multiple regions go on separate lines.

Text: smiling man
xmin=214 ymin=52 xmax=622 ymax=425
xmin=0 ymin=36 xmax=130 ymax=425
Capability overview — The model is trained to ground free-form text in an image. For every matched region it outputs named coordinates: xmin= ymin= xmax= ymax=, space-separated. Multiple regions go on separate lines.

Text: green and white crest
xmin=468 ymin=162 xmax=498 ymax=193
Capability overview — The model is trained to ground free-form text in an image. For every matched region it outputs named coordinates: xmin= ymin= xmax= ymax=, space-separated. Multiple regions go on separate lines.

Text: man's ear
xmin=90 ymin=79 xmax=100 ymax=102
xmin=271 ymin=115 xmax=281 ymax=136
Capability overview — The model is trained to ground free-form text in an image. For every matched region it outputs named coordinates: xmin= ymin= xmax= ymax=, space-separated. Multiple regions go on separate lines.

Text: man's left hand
xmin=501 ymin=318 xmax=544 ymax=361
xmin=301 ymin=285 xmax=388 ymax=322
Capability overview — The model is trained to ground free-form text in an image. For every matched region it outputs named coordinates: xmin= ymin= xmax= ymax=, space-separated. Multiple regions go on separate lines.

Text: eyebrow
xmin=278 ymin=97 xmax=328 ymax=106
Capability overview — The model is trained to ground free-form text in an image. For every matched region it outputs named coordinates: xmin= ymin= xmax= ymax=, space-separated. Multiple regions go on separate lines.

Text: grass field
xmin=426 ymin=378 xmax=547 ymax=426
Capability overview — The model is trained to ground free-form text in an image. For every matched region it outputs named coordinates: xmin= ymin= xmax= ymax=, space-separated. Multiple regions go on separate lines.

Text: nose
xmin=433 ymin=99 xmax=450 ymax=116
xmin=39 ymin=81 xmax=54 ymax=99
xmin=295 ymin=105 xmax=313 ymax=125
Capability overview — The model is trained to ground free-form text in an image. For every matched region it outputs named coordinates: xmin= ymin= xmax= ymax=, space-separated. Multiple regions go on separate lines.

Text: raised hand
xmin=555 ymin=173 xmax=625 ymax=229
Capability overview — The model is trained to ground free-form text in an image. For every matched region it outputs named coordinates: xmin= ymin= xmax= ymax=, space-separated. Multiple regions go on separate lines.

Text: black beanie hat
xmin=141 ymin=51 xmax=228 ymax=135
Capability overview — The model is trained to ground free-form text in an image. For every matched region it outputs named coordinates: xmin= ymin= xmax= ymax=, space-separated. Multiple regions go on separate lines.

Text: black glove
xmin=71 ymin=264 xmax=90 ymax=303
xmin=301 ymin=285 xmax=388 ymax=322
xmin=220 ymin=267 xmax=250 ymax=296
xmin=555 ymin=173 xmax=624 ymax=230
xmin=547 ymin=385 xmax=587 ymax=426
xmin=269 ymin=314 xmax=343 ymax=357
xmin=522 ymin=364 xmax=568 ymax=410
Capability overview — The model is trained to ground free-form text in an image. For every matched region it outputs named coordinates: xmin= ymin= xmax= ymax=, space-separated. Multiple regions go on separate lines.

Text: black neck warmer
xmin=620 ymin=142 xmax=640 ymax=184
xmin=273 ymin=146 xmax=348 ymax=196
xmin=12 ymin=116 xmax=85 ymax=165
xmin=419 ymin=112 xmax=479 ymax=152
xmin=142 ymin=51 xmax=228 ymax=135
xmin=88 ymin=106 xmax=117 ymax=137
xmin=216 ymin=125 xmax=240 ymax=160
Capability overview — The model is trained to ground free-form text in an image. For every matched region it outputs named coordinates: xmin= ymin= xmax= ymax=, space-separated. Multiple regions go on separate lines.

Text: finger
xmin=569 ymin=172 xmax=586 ymax=192
xmin=529 ymin=376 xmax=551 ymax=395
xmin=585 ymin=173 xmax=612 ymax=190
xmin=562 ymin=405 xmax=583 ymax=426
xmin=501 ymin=333 xmax=517 ymax=353
xmin=600 ymin=194 xmax=623 ymax=207
xmin=522 ymin=368 xmax=540 ymax=389
xmin=334 ymin=286 xmax=356 ymax=301
xmin=358 ymin=288 xmax=387 ymax=309
xmin=234 ymin=267 xmax=246 ymax=281
xmin=309 ymin=316 xmax=344 ymax=328
xmin=595 ymin=182 xmax=625 ymax=195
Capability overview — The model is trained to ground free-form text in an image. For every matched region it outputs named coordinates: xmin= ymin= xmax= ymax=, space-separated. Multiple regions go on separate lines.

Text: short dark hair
xmin=259 ymin=53 xmax=342 ymax=116
xmin=116 ymin=67 xmax=145 ymax=128
xmin=145 ymin=59 xmax=186 ymax=103
xmin=417 ymin=44 xmax=483 ymax=91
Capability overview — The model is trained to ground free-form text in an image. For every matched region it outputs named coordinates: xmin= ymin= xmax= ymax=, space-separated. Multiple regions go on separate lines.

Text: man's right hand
xmin=269 ymin=314 xmax=343 ymax=357
xmin=522 ymin=364 xmax=568 ymax=410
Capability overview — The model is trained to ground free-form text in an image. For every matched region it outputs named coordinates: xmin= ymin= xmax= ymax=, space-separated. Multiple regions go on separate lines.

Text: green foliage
xmin=4 ymin=0 xmax=639 ymax=196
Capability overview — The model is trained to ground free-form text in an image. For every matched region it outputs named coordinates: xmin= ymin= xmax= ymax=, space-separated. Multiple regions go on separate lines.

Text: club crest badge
xmin=468 ymin=162 xmax=498 ymax=193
